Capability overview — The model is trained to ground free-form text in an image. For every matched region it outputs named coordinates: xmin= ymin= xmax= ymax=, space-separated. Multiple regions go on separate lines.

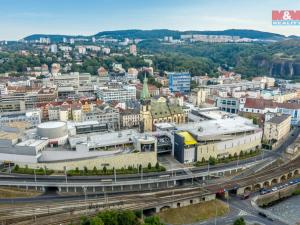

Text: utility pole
xmin=207 ymin=162 xmax=210 ymax=179
xmin=34 ymin=169 xmax=37 ymax=183
xmin=64 ymin=167 xmax=68 ymax=184
xmin=214 ymin=202 xmax=217 ymax=225
xmin=141 ymin=167 xmax=143 ymax=181
xmin=114 ymin=168 xmax=117 ymax=183
xmin=83 ymin=187 xmax=87 ymax=215
xmin=236 ymin=153 xmax=240 ymax=169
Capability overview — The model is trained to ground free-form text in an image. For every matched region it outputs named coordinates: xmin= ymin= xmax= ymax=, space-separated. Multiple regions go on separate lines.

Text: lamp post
xmin=64 ymin=167 xmax=68 ymax=184
xmin=34 ymin=169 xmax=37 ymax=183
xmin=114 ymin=168 xmax=117 ymax=183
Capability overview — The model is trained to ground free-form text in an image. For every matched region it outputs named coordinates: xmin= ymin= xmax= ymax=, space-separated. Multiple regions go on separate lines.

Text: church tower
xmin=140 ymin=75 xmax=152 ymax=132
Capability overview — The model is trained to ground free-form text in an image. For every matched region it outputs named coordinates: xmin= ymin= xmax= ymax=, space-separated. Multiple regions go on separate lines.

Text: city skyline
xmin=1 ymin=0 xmax=300 ymax=40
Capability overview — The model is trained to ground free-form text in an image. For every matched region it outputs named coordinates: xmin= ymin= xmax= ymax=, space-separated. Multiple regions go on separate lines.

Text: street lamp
xmin=114 ymin=168 xmax=117 ymax=183
xmin=83 ymin=186 xmax=87 ymax=215
xmin=34 ymin=169 xmax=37 ymax=183
xmin=64 ymin=167 xmax=68 ymax=184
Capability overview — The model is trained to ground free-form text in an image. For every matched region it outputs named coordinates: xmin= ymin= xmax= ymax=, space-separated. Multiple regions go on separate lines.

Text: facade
xmin=277 ymin=103 xmax=300 ymax=126
xmin=167 ymin=72 xmax=191 ymax=93
xmin=190 ymin=87 xmax=207 ymax=106
xmin=0 ymin=101 xmax=26 ymax=112
xmin=48 ymin=106 xmax=60 ymax=121
xmin=0 ymin=110 xmax=41 ymax=126
xmin=120 ymin=108 xmax=140 ymax=128
xmin=263 ymin=114 xmax=291 ymax=142
xmin=97 ymin=85 xmax=136 ymax=103
xmin=82 ymin=105 xmax=120 ymax=130
xmin=216 ymin=97 xmax=239 ymax=114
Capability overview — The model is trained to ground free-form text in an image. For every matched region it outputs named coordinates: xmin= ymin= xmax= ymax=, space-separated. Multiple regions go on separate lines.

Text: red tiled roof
xmin=277 ymin=102 xmax=300 ymax=109
xmin=244 ymin=98 xmax=277 ymax=109
xmin=244 ymin=98 xmax=300 ymax=110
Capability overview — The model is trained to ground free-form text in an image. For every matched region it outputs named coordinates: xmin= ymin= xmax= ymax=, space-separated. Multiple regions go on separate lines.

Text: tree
xmin=201 ymin=157 xmax=206 ymax=163
xmin=98 ymin=210 xmax=119 ymax=225
xmin=102 ymin=166 xmax=107 ymax=174
xmin=14 ymin=164 xmax=19 ymax=171
xmin=92 ymin=166 xmax=98 ymax=174
xmin=233 ymin=217 xmax=246 ymax=225
xmin=117 ymin=210 xmax=139 ymax=225
xmin=209 ymin=156 xmax=217 ymax=165
xmin=144 ymin=216 xmax=164 ymax=225
xmin=84 ymin=166 xmax=88 ymax=174
xmin=80 ymin=216 xmax=90 ymax=225
xmin=90 ymin=216 xmax=104 ymax=225
xmin=147 ymin=163 xmax=152 ymax=170
xmin=155 ymin=162 xmax=160 ymax=170
xmin=239 ymin=151 xmax=244 ymax=157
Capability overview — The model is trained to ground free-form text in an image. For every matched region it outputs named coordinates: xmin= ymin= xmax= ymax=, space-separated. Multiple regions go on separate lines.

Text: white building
xmin=97 ymin=85 xmax=136 ymax=103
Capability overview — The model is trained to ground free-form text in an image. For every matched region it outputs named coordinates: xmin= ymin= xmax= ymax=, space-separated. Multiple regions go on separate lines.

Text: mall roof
xmin=177 ymin=131 xmax=197 ymax=145
xmin=69 ymin=129 xmax=140 ymax=149
xmin=176 ymin=113 xmax=259 ymax=140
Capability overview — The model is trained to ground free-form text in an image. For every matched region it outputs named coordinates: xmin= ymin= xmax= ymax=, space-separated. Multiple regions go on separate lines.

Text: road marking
xmin=238 ymin=209 xmax=248 ymax=216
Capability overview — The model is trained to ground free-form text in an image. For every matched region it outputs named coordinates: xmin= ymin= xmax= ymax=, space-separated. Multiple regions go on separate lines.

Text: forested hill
xmin=24 ymin=29 xmax=289 ymax=42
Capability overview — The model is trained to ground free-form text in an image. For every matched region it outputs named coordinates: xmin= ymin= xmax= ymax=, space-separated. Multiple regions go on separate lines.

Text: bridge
xmin=0 ymin=159 xmax=264 ymax=193
xmin=206 ymin=156 xmax=300 ymax=195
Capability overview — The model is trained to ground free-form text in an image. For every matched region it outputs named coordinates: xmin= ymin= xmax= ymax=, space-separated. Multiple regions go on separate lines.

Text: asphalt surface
xmin=196 ymin=194 xmax=288 ymax=225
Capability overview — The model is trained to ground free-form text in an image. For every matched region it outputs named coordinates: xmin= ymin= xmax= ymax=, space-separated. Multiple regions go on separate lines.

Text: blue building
xmin=167 ymin=72 xmax=191 ymax=93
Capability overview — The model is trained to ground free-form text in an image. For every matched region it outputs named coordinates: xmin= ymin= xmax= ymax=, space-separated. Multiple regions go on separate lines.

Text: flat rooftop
xmin=69 ymin=129 xmax=140 ymax=148
xmin=176 ymin=113 xmax=259 ymax=139
xmin=16 ymin=139 xmax=48 ymax=147
xmin=0 ymin=131 xmax=19 ymax=140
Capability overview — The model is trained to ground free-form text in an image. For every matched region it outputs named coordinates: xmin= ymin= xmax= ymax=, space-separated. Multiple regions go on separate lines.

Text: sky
xmin=0 ymin=0 xmax=300 ymax=40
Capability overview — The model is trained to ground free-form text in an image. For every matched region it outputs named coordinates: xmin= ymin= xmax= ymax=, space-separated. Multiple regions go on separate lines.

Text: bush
xmin=155 ymin=162 xmax=159 ymax=170
xmin=84 ymin=166 xmax=88 ymax=174
xmin=233 ymin=217 xmax=246 ymax=225
xmin=209 ymin=156 xmax=217 ymax=165
xmin=14 ymin=164 xmax=19 ymax=171
xmin=148 ymin=163 xmax=152 ymax=170
xmin=239 ymin=151 xmax=244 ymax=157
xmin=144 ymin=216 xmax=164 ymax=225
xmin=92 ymin=166 xmax=98 ymax=174
xmin=103 ymin=166 xmax=107 ymax=174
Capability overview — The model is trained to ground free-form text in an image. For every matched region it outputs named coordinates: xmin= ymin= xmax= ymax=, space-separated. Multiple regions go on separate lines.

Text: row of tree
xmin=79 ymin=210 xmax=164 ymax=225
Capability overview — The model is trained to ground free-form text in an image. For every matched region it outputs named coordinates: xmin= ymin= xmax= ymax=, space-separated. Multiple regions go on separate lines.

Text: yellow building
xmin=263 ymin=114 xmax=291 ymax=142
xmin=273 ymin=92 xmax=297 ymax=103
xmin=140 ymin=77 xmax=186 ymax=132
xmin=82 ymin=101 xmax=92 ymax=113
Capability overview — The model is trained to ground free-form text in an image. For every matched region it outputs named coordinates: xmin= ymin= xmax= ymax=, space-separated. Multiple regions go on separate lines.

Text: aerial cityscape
xmin=0 ymin=0 xmax=300 ymax=225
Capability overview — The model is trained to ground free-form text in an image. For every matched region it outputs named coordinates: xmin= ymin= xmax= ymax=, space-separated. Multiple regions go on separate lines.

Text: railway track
xmin=1 ymin=156 xmax=299 ymax=225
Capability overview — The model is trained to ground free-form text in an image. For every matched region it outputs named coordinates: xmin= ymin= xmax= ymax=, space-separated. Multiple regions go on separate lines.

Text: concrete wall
xmin=197 ymin=132 xmax=261 ymax=161
xmin=256 ymin=183 xmax=300 ymax=207
xmin=20 ymin=151 xmax=157 ymax=170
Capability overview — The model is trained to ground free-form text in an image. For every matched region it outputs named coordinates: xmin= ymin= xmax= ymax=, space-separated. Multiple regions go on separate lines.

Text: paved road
xmin=195 ymin=194 xmax=288 ymax=225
